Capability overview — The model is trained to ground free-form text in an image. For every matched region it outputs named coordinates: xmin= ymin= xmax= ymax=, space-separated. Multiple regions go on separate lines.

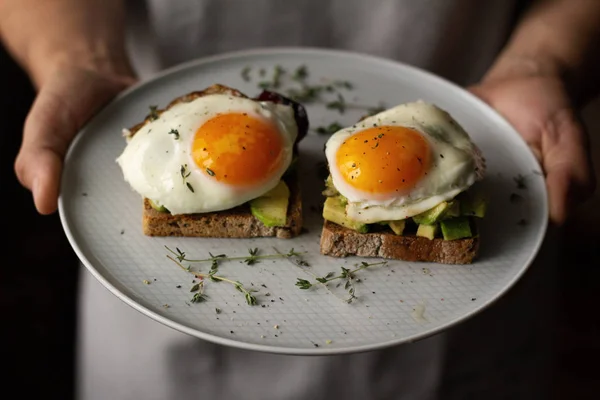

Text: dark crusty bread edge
xmin=142 ymin=173 xmax=302 ymax=238
xmin=320 ymin=220 xmax=480 ymax=264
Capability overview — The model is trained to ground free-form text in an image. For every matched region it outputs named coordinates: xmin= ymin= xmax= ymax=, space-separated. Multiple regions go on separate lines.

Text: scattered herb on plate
xmin=514 ymin=174 xmax=527 ymax=189
xmin=315 ymin=122 xmax=343 ymax=135
xmin=166 ymin=246 xmax=307 ymax=306
xmin=509 ymin=193 xmax=524 ymax=203
xmin=241 ymin=66 xmax=252 ymax=82
xmin=326 ymin=93 xmax=347 ymax=114
xmin=295 ymin=261 xmax=387 ymax=303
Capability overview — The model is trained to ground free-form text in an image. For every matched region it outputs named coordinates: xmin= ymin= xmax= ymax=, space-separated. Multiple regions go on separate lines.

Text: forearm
xmin=484 ymin=0 xmax=600 ymax=105
xmin=0 ymin=0 xmax=133 ymax=88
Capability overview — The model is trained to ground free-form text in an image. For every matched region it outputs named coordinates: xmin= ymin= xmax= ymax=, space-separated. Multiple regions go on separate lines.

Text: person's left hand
xmin=469 ymin=67 xmax=595 ymax=225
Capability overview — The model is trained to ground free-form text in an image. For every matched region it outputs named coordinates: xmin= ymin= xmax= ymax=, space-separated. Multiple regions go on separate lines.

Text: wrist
xmin=26 ymin=42 xmax=135 ymax=89
xmin=482 ymin=0 xmax=600 ymax=107
xmin=482 ymin=49 xmax=568 ymax=82
xmin=481 ymin=50 xmax=577 ymax=102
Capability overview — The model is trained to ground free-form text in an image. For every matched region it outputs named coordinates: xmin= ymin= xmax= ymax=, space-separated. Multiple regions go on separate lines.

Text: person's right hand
xmin=14 ymin=65 xmax=136 ymax=215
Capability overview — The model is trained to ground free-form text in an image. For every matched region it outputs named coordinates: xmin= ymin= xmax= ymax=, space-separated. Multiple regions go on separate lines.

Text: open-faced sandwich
xmin=116 ymin=84 xmax=308 ymax=238
xmin=319 ymin=101 xmax=487 ymax=264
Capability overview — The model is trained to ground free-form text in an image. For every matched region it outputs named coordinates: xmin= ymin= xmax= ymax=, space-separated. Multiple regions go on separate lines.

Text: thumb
xmin=541 ymin=109 xmax=595 ymax=225
xmin=14 ymin=68 xmax=134 ymax=214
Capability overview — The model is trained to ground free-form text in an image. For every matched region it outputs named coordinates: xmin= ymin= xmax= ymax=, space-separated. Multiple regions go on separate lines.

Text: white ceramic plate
xmin=59 ymin=47 xmax=548 ymax=355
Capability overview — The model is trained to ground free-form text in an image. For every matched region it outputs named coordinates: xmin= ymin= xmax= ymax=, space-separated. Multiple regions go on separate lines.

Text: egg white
xmin=325 ymin=101 xmax=485 ymax=223
xmin=116 ymin=94 xmax=297 ymax=215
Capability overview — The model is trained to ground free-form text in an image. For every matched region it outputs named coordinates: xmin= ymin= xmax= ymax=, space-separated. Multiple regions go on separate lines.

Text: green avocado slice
xmin=323 ymin=196 xmax=369 ymax=233
xmin=440 ymin=217 xmax=472 ymax=240
xmin=417 ymin=223 xmax=439 ymax=240
xmin=249 ymin=180 xmax=290 ymax=227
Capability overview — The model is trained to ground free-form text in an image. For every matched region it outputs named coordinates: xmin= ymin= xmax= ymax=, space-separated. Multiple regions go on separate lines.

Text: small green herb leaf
xmin=326 ymin=94 xmax=347 ymax=114
xmin=169 ymin=129 xmax=180 ymax=140
xmin=514 ymin=174 xmax=527 ymax=189
xmin=180 ymin=164 xmax=191 ymax=179
xmin=245 ymin=292 xmax=257 ymax=306
xmin=191 ymin=292 xmax=207 ymax=303
xmin=292 ymin=65 xmax=309 ymax=82
xmin=367 ymin=104 xmax=386 ymax=116
xmin=241 ymin=66 xmax=251 ymax=82
xmin=295 ymin=278 xmax=313 ymax=290
xmin=334 ymin=80 xmax=353 ymax=90
xmin=148 ymin=105 xmax=159 ymax=121
xmin=190 ymin=283 xmax=201 ymax=292
xmin=286 ymin=85 xmax=323 ymax=103
xmin=316 ymin=122 xmax=343 ymax=135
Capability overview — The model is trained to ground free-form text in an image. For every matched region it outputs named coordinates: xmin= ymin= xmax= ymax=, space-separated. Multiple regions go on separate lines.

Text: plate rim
xmin=58 ymin=46 xmax=549 ymax=355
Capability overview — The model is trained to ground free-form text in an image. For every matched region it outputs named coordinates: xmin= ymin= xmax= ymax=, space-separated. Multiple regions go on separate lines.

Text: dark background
xmin=1 ymin=41 xmax=599 ymax=398
xmin=0 ymin=47 xmax=79 ymax=398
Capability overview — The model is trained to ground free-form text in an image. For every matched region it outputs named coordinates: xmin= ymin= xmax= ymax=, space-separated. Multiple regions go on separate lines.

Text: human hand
xmin=14 ymin=65 xmax=136 ymax=215
xmin=470 ymin=66 xmax=595 ymax=225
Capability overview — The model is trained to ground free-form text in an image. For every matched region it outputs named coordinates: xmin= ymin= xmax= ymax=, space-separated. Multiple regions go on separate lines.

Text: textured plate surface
xmin=59 ymin=47 xmax=548 ymax=355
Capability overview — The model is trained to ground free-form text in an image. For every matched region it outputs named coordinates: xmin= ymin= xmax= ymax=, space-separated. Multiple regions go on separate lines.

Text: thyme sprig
xmin=165 ymin=246 xmax=307 ymax=306
xmin=295 ymin=261 xmax=387 ymax=303
xmin=167 ymin=253 xmax=259 ymax=305
xmin=165 ymin=246 xmax=305 ymax=266
xmin=190 ymin=280 xmax=207 ymax=303
xmin=180 ymin=164 xmax=194 ymax=192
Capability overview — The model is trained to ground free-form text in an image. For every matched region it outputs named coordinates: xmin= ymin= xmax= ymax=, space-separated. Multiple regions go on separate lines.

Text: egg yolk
xmin=192 ymin=113 xmax=284 ymax=186
xmin=335 ymin=126 xmax=431 ymax=196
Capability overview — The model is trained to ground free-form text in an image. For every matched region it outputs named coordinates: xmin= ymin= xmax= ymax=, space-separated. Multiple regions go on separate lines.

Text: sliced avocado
xmin=249 ymin=180 xmax=290 ymax=227
xmin=322 ymin=175 xmax=339 ymax=197
xmin=326 ymin=175 xmax=334 ymax=188
xmin=263 ymin=180 xmax=290 ymax=198
xmin=445 ymin=200 xmax=461 ymax=218
xmin=338 ymin=194 xmax=348 ymax=206
xmin=459 ymin=190 xmax=488 ymax=218
xmin=417 ymin=223 xmax=439 ymax=240
xmin=323 ymin=196 xmax=369 ymax=233
xmin=388 ymin=220 xmax=406 ymax=235
xmin=413 ymin=202 xmax=451 ymax=225
xmin=440 ymin=217 xmax=472 ymax=240
xmin=149 ymin=199 xmax=169 ymax=213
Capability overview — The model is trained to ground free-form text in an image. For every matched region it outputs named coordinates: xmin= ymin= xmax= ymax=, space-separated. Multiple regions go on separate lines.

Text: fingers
xmin=14 ymin=68 xmax=134 ymax=214
xmin=20 ymin=148 xmax=63 ymax=215
xmin=469 ymin=80 xmax=595 ymax=225
xmin=542 ymin=109 xmax=595 ymax=225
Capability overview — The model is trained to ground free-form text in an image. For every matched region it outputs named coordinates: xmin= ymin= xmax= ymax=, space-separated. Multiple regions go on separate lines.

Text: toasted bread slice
xmin=320 ymin=221 xmax=479 ymax=264
xmin=143 ymin=173 xmax=302 ymax=238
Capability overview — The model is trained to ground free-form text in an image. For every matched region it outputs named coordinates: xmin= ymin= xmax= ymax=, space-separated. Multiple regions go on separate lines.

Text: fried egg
xmin=325 ymin=101 xmax=485 ymax=223
xmin=116 ymin=93 xmax=297 ymax=215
